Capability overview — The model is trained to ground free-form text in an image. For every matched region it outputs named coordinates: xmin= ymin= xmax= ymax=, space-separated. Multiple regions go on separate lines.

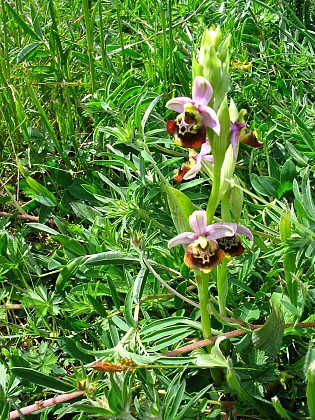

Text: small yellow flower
xmin=231 ymin=58 xmax=252 ymax=71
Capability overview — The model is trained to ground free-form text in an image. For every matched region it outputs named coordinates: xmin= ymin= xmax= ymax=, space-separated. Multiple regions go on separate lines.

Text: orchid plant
xmin=165 ymin=26 xmax=262 ymax=343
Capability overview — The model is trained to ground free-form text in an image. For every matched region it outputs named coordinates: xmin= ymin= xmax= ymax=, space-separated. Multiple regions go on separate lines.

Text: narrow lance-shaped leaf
xmin=10 ymin=368 xmax=73 ymax=393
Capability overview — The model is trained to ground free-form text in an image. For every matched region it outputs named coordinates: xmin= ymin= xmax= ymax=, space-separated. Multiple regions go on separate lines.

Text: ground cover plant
xmin=0 ymin=0 xmax=315 ymax=418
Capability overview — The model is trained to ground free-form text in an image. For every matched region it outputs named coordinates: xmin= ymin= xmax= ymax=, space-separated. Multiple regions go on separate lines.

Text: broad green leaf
xmin=141 ymin=94 xmax=162 ymax=131
xmin=27 ymin=223 xmax=59 ymax=235
xmin=11 ymin=368 xmax=73 ymax=392
xmin=252 ymin=303 xmax=284 ymax=363
xmin=280 ymin=299 xmax=299 ymax=317
xmin=111 ymin=315 xmax=130 ymax=332
xmin=71 ymin=203 xmax=103 ymax=222
xmin=30 ymin=3 xmax=44 ymax=39
xmin=251 ymin=174 xmax=280 ymax=198
xmin=17 ymin=41 xmax=42 ymax=63
xmin=56 ymin=338 xmax=94 ymax=363
xmin=25 ymin=176 xmax=58 ymax=205
xmin=174 ymin=281 xmax=187 ymax=309
xmin=55 ymin=235 xmax=86 ymax=256
xmin=165 ymin=184 xmax=194 ymax=234
xmin=280 ymin=160 xmax=297 ymax=185
xmin=156 ymin=356 xmax=196 ymax=365
xmin=286 ymin=141 xmax=308 ymax=165
xmin=304 ymin=344 xmax=315 ymax=376
xmin=294 ymin=114 xmax=315 ymax=152
xmin=38 ymin=204 xmax=54 ymax=224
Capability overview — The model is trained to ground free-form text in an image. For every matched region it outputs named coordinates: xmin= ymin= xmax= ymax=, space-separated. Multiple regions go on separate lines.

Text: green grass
xmin=1 ymin=0 xmax=315 ymax=418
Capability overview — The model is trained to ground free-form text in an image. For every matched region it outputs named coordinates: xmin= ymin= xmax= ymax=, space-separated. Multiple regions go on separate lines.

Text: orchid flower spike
xmin=168 ymin=210 xmax=253 ymax=272
xmin=166 ymin=76 xmax=220 ymax=149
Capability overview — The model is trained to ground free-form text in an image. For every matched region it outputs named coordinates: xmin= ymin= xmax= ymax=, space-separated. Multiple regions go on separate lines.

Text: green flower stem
xmin=195 ymin=271 xmax=212 ymax=342
xmin=217 ymin=259 xmax=228 ymax=315
xmin=195 ymin=269 xmax=224 ymax=386
xmin=217 ymin=192 xmax=230 ymax=315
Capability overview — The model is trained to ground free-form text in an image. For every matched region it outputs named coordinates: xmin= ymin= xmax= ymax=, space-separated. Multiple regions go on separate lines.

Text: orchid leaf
xmin=165 ymin=185 xmax=194 ymax=234
xmin=252 ymin=303 xmax=284 ymax=363
xmin=194 ymin=337 xmax=228 ymax=368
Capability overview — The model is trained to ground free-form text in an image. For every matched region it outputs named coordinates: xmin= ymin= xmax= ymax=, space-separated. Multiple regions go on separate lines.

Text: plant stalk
xmin=195 ymin=271 xmax=211 ymax=342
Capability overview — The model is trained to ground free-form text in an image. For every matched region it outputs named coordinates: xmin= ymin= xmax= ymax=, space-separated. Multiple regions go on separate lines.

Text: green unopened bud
xmin=235 ymin=109 xmax=247 ymax=124
xmin=192 ymin=56 xmax=204 ymax=78
xmin=280 ymin=210 xmax=291 ymax=242
xmin=205 ymin=26 xmax=222 ymax=51
xmin=217 ymin=35 xmax=231 ymax=63
xmin=230 ymin=177 xmax=244 ymax=223
xmin=193 ymin=26 xmax=230 ymax=110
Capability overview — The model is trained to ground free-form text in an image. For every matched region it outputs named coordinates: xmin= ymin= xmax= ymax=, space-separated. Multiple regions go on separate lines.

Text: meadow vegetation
xmin=0 ymin=0 xmax=315 ymax=418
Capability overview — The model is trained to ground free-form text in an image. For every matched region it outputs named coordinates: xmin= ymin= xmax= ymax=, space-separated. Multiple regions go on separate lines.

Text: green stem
xmin=115 ymin=0 xmax=126 ymax=73
xmin=196 ymin=272 xmax=223 ymax=386
xmin=82 ymin=0 xmax=96 ymax=93
xmin=195 ymin=271 xmax=211 ymax=341
xmin=217 ymin=259 xmax=228 ymax=315
xmin=217 ymin=191 xmax=231 ymax=315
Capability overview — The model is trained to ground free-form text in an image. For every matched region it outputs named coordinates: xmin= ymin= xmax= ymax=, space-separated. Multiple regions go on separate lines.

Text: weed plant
xmin=0 ymin=0 xmax=315 ymax=419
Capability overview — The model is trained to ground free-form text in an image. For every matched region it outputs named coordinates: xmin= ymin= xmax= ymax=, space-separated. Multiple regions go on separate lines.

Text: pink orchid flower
xmin=230 ymin=122 xmax=246 ymax=160
xmin=168 ymin=210 xmax=253 ymax=272
xmin=183 ymin=139 xmax=214 ymax=180
xmin=166 ymin=77 xmax=220 ymax=149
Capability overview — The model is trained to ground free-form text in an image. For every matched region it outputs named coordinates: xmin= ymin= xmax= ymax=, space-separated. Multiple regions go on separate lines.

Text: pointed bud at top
xmin=204 ymin=26 xmax=222 ymax=51
xmin=229 ymin=177 xmax=244 ymax=223
xmin=195 ymin=27 xmax=230 ymax=110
